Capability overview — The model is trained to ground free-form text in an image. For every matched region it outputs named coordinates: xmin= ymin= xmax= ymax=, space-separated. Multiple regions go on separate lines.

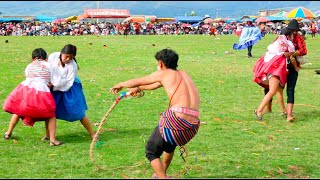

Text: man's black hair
xmin=154 ymin=48 xmax=178 ymax=70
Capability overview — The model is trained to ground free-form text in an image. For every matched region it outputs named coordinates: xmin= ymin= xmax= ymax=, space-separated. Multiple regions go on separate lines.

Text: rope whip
xmin=89 ymin=91 xmax=144 ymax=170
xmin=89 ymin=90 xmax=191 ymax=178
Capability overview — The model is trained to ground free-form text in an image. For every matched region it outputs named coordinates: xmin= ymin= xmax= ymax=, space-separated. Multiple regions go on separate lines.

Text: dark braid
xmin=60 ymin=44 xmax=79 ymax=69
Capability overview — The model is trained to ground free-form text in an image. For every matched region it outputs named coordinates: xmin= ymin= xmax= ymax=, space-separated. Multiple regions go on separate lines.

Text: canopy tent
xmin=52 ymin=18 xmax=67 ymax=24
xmin=0 ymin=16 xmax=24 ymax=22
xmin=155 ymin=18 xmax=175 ymax=23
xmin=225 ymin=17 xmax=241 ymax=24
xmin=77 ymin=14 xmax=87 ymax=21
xmin=240 ymin=15 xmax=256 ymax=22
xmin=286 ymin=6 xmax=316 ymax=19
xmin=271 ymin=11 xmax=288 ymax=17
xmin=65 ymin=16 xmax=78 ymax=22
xmin=123 ymin=16 xmax=145 ymax=23
xmin=84 ymin=9 xmax=130 ymax=18
xmin=214 ymin=17 xmax=225 ymax=22
xmin=265 ymin=16 xmax=288 ymax=21
xmin=174 ymin=16 xmax=204 ymax=23
xmin=255 ymin=17 xmax=270 ymax=23
xmin=145 ymin=16 xmax=156 ymax=23
xmin=203 ymin=18 xmax=214 ymax=23
xmin=0 ymin=18 xmax=22 ymax=22
xmin=35 ymin=15 xmax=56 ymax=22
xmin=180 ymin=23 xmax=192 ymax=28
xmin=123 ymin=16 xmax=156 ymax=23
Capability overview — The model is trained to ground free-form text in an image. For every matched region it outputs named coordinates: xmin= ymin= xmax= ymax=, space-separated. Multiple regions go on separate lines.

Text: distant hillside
xmin=0 ymin=1 xmax=319 ymax=18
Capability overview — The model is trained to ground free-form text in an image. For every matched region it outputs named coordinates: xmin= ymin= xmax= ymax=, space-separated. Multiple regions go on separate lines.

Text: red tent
xmin=84 ymin=9 xmax=130 ymax=18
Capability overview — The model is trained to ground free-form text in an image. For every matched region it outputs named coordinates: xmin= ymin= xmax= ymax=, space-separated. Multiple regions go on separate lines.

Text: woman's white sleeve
xmin=50 ymin=65 xmax=68 ymax=90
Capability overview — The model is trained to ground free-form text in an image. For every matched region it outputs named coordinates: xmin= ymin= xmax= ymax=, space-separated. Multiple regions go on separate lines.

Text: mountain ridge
xmin=0 ymin=1 xmax=319 ymax=18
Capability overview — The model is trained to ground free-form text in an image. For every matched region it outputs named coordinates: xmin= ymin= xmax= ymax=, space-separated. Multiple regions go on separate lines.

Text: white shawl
xmin=264 ymin=35 xmax=295 ymax=62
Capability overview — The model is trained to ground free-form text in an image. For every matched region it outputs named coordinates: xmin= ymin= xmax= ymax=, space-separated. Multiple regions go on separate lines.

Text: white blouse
xmin=48 ymin=52 xmax=77 ymax=91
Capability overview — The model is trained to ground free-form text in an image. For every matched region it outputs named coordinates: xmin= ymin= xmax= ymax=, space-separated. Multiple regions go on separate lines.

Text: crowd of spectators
xmin=0 ymin=20 xmax=319 ymax=36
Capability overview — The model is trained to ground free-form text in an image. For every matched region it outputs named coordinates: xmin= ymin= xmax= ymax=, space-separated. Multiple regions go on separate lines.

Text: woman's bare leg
xmin=5 ymin=114 xmax=20 ymax=138
xmin=256 ymin=77 xmax=280 ymax=117
xmin=80 ymin=116 xmax=95 ymax=139
xmin=277 ymin=87 xmax=287 ymax=114
xmin=44 ymin=120 xmax=50 ymax=139
xmin=47 ymin=117 xmax=62 ymax=146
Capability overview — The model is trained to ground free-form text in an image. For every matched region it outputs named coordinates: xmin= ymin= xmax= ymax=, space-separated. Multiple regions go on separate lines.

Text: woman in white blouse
xmin=48 ymin=44 xmax=97 ymax=142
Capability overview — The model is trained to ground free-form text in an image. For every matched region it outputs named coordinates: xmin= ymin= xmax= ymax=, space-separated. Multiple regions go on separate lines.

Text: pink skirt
xmin=253 ymin=54 xmax=288 ymax=88
xmin=3 ymin=79 xmax=56 ymax=126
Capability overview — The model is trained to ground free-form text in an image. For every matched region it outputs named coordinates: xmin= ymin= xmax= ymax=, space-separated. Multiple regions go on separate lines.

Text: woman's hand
xmin=283 ymin=52 xmax=291 ymax=58
xmin=47 ymin=82 xmax=53 ymax=88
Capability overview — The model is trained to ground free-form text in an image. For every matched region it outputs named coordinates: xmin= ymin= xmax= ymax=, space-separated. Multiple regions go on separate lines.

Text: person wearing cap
xmin=253 ymin=28 xmax=295 ymax=121
xmin=48 ymin=44 xmax=98 ymax=142
xmin=284 ymin=19 xmax=307 ymax=121
xmin=264 ymin=19 xmax=307 ymax=122
xmin=233 ymin=20 xmax=262 ymax=58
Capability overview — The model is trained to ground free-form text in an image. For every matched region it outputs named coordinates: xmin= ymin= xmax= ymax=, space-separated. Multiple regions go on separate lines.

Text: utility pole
xmin=97 ymin=1 xmax=100 ymax=23
xmin=215 ymin=9 xmax=220 ymax=19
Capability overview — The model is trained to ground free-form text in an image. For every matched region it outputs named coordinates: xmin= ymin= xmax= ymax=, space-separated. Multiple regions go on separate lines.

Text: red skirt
xmin=253 ymin=54 xmax=288 ymax=88
xmin=3 ymin=79 xmax=56 ymax=126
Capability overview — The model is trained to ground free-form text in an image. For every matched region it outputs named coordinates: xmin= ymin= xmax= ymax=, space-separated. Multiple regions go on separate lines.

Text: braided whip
xmin=89 ymin=91 xmax=144 ymax=170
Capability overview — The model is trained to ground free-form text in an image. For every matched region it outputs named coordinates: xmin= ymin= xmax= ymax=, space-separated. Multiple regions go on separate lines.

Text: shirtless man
xmin=110 ymin=48 xmax=200 ymax=179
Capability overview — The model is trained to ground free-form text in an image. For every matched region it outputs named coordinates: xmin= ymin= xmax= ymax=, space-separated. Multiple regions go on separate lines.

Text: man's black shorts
xmin=145 ymin=126 xmax=176 ymax=162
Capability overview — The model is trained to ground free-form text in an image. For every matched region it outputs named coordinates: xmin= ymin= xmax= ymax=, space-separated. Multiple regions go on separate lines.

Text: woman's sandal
xmin=151 ymin=173 xmax=172 ymax=179
xmin=254 ymin=110 xmax=262 ymax=121
xmin=41 ymin=136 xmax=50 ymax=141
xmin=50 ymin=141 xmax=64 ymax=146
xmin=152 ymin=173 xmax=158 ymax=179
xmin=4 ymin=133 xmax=11 ymax=140
xmin=281 ymin=112 xmax=288 ymax=118
xmin=287 ymin=116 xmax=295 ymax=122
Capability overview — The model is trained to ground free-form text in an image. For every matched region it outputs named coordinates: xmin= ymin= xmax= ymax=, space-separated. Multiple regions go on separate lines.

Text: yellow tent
xmin=65 ymin=16 xmax=78 ymax=21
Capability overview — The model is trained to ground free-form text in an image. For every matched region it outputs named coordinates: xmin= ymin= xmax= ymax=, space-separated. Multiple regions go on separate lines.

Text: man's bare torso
xmin=160 ymin=69 xmax=200 ymax=123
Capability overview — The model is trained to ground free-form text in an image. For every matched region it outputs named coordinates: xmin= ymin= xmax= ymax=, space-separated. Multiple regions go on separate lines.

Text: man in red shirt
xmin=209 ymin=26 xmax=216 ymax=37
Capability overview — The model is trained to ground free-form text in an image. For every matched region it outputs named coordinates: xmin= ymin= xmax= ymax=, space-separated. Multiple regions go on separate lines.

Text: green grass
xmin=0 ymin=34 xmax=319 ymax=178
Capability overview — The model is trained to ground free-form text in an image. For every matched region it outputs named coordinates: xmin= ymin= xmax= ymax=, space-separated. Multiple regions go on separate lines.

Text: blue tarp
xmin=0 ymin=16 xmax=56 ymax=22
xmin=226 ymin=17 xmax=241 ymax=23
xmin=35 ymin=15 xmax=56 ymax=22
xmin=0 ymin=17 xmax=24 ymax=22
xmin=174 ymin=16 xmax=204 ymax=23
xmin=265 ymin=16 xmax=289 ymax=21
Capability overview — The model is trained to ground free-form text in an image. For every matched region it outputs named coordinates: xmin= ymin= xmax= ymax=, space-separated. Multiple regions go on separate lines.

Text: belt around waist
xmin=170 ymin=106 xmax=199 ymax=118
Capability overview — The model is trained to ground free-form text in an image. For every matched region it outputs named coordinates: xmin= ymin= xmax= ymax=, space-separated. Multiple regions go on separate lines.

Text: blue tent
xmin=226 ymin=17 xmax=241 ymax=24
xmin=0 ymin=17 xmax=24 ymax=22
xmin=35 ymin=15 xmax=56 ymax=22
xmin=265 ymin=16 xmax=289 ymax=21
xmin=174 ymin=16 xmax=204 ymax=23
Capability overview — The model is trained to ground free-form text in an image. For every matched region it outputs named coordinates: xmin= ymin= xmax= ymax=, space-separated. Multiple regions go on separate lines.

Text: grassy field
xmin=0 ymin=34 xmax=319 ymax=178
